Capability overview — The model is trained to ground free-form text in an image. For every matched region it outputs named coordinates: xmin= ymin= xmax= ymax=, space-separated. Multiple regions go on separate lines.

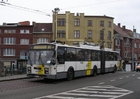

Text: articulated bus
xmin=27 ymin=42 xmax=120 ymax=80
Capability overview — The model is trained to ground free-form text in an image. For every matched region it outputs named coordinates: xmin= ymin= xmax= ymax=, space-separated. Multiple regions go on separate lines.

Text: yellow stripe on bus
xmin=86 ymin=61 xmax=92 ymax=75
xmin=38 ymin=65 xmax=44 ymax=74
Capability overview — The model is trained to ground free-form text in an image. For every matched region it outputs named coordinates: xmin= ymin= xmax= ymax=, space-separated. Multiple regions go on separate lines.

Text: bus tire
xmin=67 ymin=67 xmax=74 ymax=81
xmin=113 ymin=65 xmax=117 ymax=73
xmin=92 ymin=66 xmax=97 ymax=77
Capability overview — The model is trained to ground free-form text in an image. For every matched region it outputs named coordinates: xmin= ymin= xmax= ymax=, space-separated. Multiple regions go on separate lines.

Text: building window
xmin=37 ymin=38 xmax=48 ymax=43
xmin=3 ymin=49 xmax=15 ymax=56
xmin=4 ymin=38 xmax=16 ymax=44
xmin=100 ymin=30 xmax=104 ymax=40
xmin=87 ymin=30 xmax=92 ymax=39
xmin=108 ymin=44 xmax=111 ymax=48
xmin=20 ymin=50 xmax=26 ymax=56
xmin=88 ymin=20 xmax=92 ymax=26
xmin=74 ymin=19 xmax=80 ymax=26
xmin=108 ymin=31 xmax=111 ymax=40
xmin=74 ymin=30 xmax=80 ymax=38
xmin=4 ymin=29 xmax=16 ymax=33
xmin=124 ymin=51 xmax=128 ymax=58
xmin=57 ymin=18 xmax=65 ymax=26
xmin=134 ymin=43 xmax=138 ymax=48
xmin=20 ymin=39 xmax=29 ymax=44
xmin=20 ymin=29 xmax=29 ymax=33
xmin=134 ymin=53 xmax=138 ymax=60
xmin=58 ymin=30 xmax=65 ymax=38
xmin=100 ymin=21 xmax=104 ymax=26
xmin=108 ymin=21 xmax=111 ymax=27
xmin=115 ymin=39 xmax=120 ymax=46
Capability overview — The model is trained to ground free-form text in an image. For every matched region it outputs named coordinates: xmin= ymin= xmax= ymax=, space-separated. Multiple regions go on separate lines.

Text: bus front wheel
xmin=67 ymin=68 xmax=74 ymax=81
xmin=93 ymin=68 xmax=97 ymax=77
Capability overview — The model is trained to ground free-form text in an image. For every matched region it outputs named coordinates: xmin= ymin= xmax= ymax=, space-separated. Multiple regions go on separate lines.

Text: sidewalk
xmin=0 ymin=74 xmax=27 ymax=82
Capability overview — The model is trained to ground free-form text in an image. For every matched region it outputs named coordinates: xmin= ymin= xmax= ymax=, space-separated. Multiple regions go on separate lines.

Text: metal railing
xmin=4 ymin=65 xmax=26 ymax=76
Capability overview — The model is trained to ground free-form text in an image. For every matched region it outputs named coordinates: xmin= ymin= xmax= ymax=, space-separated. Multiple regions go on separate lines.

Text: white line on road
xmin=119 ymin=77 xmax=123 ymax=79
xmin=126 ymin=76 xmax=129 ymax=78
xmin=110 ymin=79 xmax=116 ymax=81
xmin=132 ymin=74 xmax=135 ymax=76
xmin=99 ymin=82 xmax=105 ymax=85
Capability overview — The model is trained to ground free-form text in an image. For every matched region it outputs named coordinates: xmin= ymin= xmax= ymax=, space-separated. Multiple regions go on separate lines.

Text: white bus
xmin=27 ymin=42 xmax=119 ymax=80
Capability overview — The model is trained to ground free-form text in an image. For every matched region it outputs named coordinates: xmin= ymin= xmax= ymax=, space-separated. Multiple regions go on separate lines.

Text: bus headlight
xmin=27 ymin=67 xmax=31 ymax=73
xmin=45 ymin=68 xmax=49 ymax=74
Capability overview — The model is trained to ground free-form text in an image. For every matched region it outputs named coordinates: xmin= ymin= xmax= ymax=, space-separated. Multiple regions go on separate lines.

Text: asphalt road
xmin=0 ymin=71 xmax=140 ymax=99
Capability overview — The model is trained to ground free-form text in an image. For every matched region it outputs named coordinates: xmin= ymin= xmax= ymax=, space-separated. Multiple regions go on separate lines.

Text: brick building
xmin=0 ymin=21 xmax=33 ymax=69
xmin=33 ymin=22 xmax=53 ymax=44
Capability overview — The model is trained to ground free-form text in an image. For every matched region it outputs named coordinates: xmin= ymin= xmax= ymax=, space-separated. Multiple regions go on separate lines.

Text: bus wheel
xmin=93 ymin=68 xmax=97 ymax=77
xmin=113 ymin=66 xmax=117 ymax=73
xmin=67 ymin=68 xmax=74 ymax=81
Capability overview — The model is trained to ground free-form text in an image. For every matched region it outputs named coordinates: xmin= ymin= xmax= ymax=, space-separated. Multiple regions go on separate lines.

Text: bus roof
xmin=32 ymin=42 xmax=118 ymax=53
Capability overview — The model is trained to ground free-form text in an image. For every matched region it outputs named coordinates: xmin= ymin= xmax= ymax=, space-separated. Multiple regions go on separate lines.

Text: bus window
xmin=85 ymin=50 xmax=91 ymax=61
xmin=91 ymin=50 xmax=100 ymax=61
xmin=114 ymin=52 xmax=119 ymax=61
xmin=57 ymin=47 xmax=65 ymax=64
xmin=66 ymin=48 xmax=76 ymax=61
xmin=76 ymin=49 xmax=85 ymax=61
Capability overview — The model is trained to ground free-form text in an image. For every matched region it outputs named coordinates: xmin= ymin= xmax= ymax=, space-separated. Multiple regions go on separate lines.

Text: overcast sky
xmin=0 ymin=0 xmax=140 ymax=32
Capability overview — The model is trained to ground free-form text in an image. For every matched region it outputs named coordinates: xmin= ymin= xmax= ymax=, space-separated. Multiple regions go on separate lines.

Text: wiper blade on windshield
xmin=38 ymin=52 xmax=44 ymax=66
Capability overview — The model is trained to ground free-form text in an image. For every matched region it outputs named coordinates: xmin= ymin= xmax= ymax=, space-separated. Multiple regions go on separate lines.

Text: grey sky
xmin=0 ymin=0 xmax=140 ymax=32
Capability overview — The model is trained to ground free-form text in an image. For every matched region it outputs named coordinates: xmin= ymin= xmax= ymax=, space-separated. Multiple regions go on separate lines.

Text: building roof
xmin=114 ymin=24 xmax=131 ymax=37
xmin=33 ymin=23 xmax=52 ymax=33
xmin=85 ymin=15 xmax=114 ymax=19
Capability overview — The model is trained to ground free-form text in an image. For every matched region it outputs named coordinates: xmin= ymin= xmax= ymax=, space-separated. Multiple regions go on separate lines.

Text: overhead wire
xmin=0 ymin=1 xmax=51 ymax=16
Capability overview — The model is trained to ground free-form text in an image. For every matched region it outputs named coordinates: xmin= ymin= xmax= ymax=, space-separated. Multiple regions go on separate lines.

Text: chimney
xmin=122 ymin=25 xmax=126 ymax=31
xmin=118 ymin=23 xmax=121 ymax=27
xmin=32 ymin=21 xmax=36 ymax=26
xmin=18 ymin=21 xmax=30 ymax=25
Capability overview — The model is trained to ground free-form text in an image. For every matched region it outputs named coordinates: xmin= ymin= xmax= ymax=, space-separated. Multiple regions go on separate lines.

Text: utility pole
xmin=52 ymin=8 xmax=60 ymax=42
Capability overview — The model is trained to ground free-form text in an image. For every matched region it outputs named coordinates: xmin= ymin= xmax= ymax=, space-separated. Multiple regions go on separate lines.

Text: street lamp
xmin=52 ymin=8 xmax=60 ymax=42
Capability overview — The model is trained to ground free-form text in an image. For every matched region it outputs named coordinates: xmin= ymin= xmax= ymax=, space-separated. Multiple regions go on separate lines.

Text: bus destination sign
xmin=33 ymin=45 xmax=55 ymax=49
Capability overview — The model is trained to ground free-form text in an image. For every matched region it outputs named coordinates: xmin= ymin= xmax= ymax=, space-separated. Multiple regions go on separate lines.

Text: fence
xmin=4 ymin=65 xmax=26 ymax=76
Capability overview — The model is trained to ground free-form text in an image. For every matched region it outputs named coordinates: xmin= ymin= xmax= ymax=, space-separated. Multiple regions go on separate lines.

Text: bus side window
xmin=66 ymin=48 xmax=76 ymax=61
xmin=57 ymin=47 xmax=65 ymax=64
xmin=76 ymin=49 xmax=84 ymax=61
xmin=114 ymin=53 xmax=118 ymax=60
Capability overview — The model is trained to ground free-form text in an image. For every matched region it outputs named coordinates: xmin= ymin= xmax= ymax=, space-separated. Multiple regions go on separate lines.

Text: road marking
xmin=132 ymin=74 xmax=135 ymax=76
xmin=126 ymin=76 xmax=129 ymax=78
xmin=137 ymin=77 xmax=140 ymax=79
xmin=34 ymin=85 xmax=133 ymax=99
xmin=110 ymin=79 xmax=115 ymax=81
xmin=99 ymin=82 xmax=105 ymax=85
xmin=120 ymin=77 xmax=123 ymax=79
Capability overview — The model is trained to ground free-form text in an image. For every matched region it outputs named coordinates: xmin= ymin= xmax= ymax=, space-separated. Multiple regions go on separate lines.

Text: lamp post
xmin=52 ymin=8 xmax=60 ymax=42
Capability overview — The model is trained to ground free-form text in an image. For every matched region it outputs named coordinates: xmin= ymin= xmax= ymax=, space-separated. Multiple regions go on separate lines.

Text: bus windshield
xmin=28 ymin=50 xmax=55 ymax=65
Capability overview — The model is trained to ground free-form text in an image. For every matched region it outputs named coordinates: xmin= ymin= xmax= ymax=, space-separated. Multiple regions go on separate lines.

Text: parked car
xmin=136 ymin=65 xmax=140 ymax=72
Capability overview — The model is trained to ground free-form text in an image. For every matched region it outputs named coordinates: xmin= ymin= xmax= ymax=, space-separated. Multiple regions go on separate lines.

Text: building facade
xmin=132 ymin=29 xmax=140 ymax=68
xmin=113 ymin=23 xmax=140 ymax=70
xmin=53 ymin=11 xmax=114 ymax=49
xmin=33 ymin=22 xmax=53 ymax=44
xmin=0 ymin=21 xmax=33 ymax=68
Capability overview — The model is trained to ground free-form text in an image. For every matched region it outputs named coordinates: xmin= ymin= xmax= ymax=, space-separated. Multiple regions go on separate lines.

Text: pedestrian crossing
xmin=34 ymin=85 xmax=133 ymax=99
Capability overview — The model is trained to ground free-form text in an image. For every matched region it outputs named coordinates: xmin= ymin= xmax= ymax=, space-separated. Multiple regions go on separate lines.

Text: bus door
xmin=57 ymin=47 xmax=65 ymax=72
xmin=100 ymin=51 xmax=105 ymax=74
